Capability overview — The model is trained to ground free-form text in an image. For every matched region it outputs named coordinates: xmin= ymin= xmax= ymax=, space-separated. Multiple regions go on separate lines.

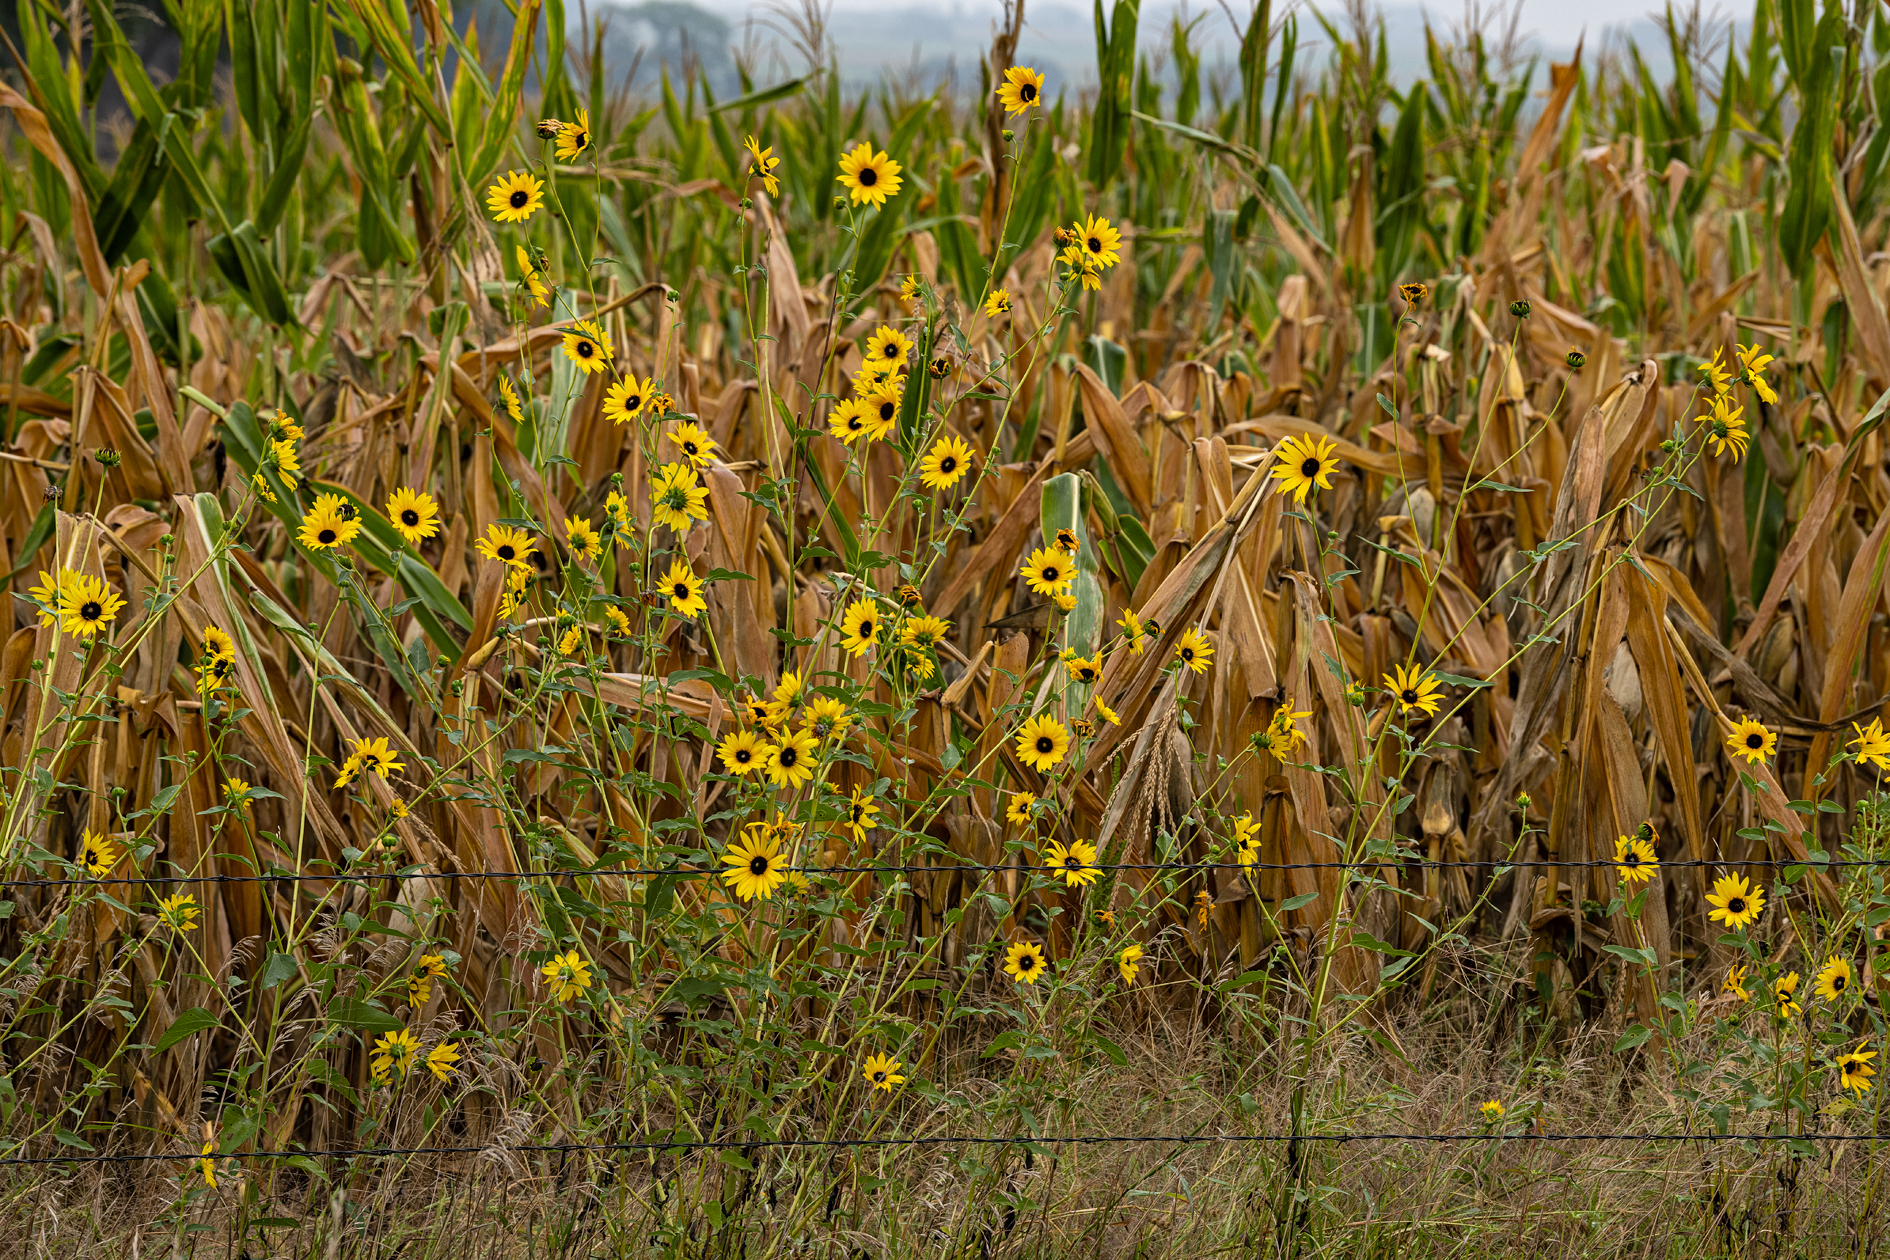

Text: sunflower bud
xmin=94 ymin=447 xmax=121 ymax=468
xmin=1564 ymin=348 xmax=1586 ymax=370
xmin=1509 ymin=300 xmax=1531 ymax=319
xmin=833 ymin=196 xmax=847 ymax=211
xmin=1515 ymin=791 xmax=1531 ymax=812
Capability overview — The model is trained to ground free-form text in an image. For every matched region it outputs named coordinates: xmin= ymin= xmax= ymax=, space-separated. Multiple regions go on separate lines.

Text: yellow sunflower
xmin=864 ymin=326 xmax=914 ymax=368
xmin=996 ymin=65 xmax=1046 ymax=115
xmin=862 ymin=383 xmax=904 ymax=440
xmin=717 ymin=729 xmax=769 ymax=776
xmin=1174 ymin=628 xmax=1214 ymax=675
xmin=862 ymin=1053 xmax=905 ymax=1091
xmin=1815 ymin=956 xmax=1854 ymax=1003
xmin=1006 ymin=791 xmax=1038 ymax=826
xmin=839 ymin=599 xmax=880 ymax=656
xmin=1701 ymin=394 xmax=1748 ymax=461
xmin=565 ymin=515 xmax=602 ymax=563
xmin=829 ymin=398 xmax=873 ymax=444
xmin=515 ymin=245 xmax=550 ymax=306
xmin=1065 ymin=653 xmax=1103 ymax=687
xmin=1613 ymin=833 xmax=1657 ymax=885
xmin=1723 ymin=964 xmax=1751 ymax=1002
xmin=837 ymin=142 xmax=903 ymax=208
xmin=1706 ymin=873 xmax=1765 ymax=930
xmin=1065 ymin=214 xmax=1121 ymax=271
xmin=1775 ymin=971 xmax=1802 ymax=1017
xmin=476 ymin=523 xmax=536 ymax=569
xmin=604 ymin=373 xmax=652 ymax=425
xmin=1044 ymin=838 xmax=1100 ymax=887
xmin=541 ymin=948 xmax=592 ymax=1002
xmin=1003 ymin=940 xmax=1048 ymax=984
xmin=919 ymin=435 xmax=974 ymax=490
xmin=1020 ymin=546 xmax=1074 ymax=595
xmin=1117 ymin=943 xmax=1143 ymax=985
xmin=897 ymin=613 xmax=950 ymax=651
xmin=562 ymin=320 xmax=614 ymax=374
xmin=764 ymin=728 xmax=820 ymax=790
xmin=1269 ymin=433 xmax=1341 ymax=504
xmin=158 ymin=892 xmax=200 ymax=932
xmin=54 ymin=569 xmax=126 ymax=638
xmin=1724 ymin=716 xmax=1776 ymax=765
xmin=498 ymin=375 xmax=526 ymax=424
xmin=1837 ymin=1043 xmax=1878 ymax=1096
xmin=485 ymin=170 xmax=544 ymax=222
xmin=671 ymin=421 xmax=718 ymax=468
xmin=1738 ymin=342 xmax=1778 ymax=404
xmin=1015 ymin=714 xmax=1071 ymax=772
xmin=984 ymin=289 xmax=1013 ymax=318
xmin=387 ymin=487 xmax=441 ymax=546
xmin=80 ymin=830 xmax=118 ymax=877
xmin=1116 ymin=608 xmax=1149 ymax=655
xmin=554 ymin=107 xmax=591 ymax=161
xmin=1383 ymin=663 xmax=1443 ymax=717
xmin=408 ymin=954 xmax=449 ymax=1006
xmin=1852 ymin=718 xmax=1890 ymax=771
xmin=426 ymin=1041 xmax=462 ymax=1082
xmin=296 ymin=493 xmax=362 ymax=553
xmin=800 ymin=695 xmax=852 ymax=741
xmin=721 ymin=827 xmax=790 ymax=902
xmin=846 ymin=788 xmax=881 ymax=841
xmin=661 ymin=558 xmax=706 ymax=618
xmin=744 ymin=134 xmax=782 ymax=197
xmin=650 ymin=462 xmax=709 ymax=534
xmin=371 ymin=1028 xmax=422 ymax=1082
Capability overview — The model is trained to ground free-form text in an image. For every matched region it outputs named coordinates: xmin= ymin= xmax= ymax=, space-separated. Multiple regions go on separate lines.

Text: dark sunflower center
xmin=860 ymin=619 xmax=874 ymax=636
xmin=734 ymin=748 xmax=752 ymax=764
xmin=1835 ymin=976 xmax=1848 ymax=991
xmin=1401 ymin=689 xmax=1417 ymax=703
xmin=749 ymin=855 xmax=769 ymax=875
xmin=1021 ymin=954 xmax=1037 ymax=972
xmin=1300 ymin=458 xmax=1321 ymax=476
xmin=401 ymin=509 xmax=420 ymax=526
xmin=778 ymin=747 xmax=798 ymax=768
xmin=1035 ymin=736 xmax=1054 ymax=754
xmin=1020 ymin=84 xmax=1037 ymax=101
xmin=939 ymin=456 xmax=957 ymax=473
xmin=1088 ymin=237 xmax=1102 ymax=252
xmin=1043 ymin=565 xmax=1060 ymax=581
xmin=509 ymin=189 xmax=528 ymax=208
xmin=878 ymin=401 xmax=896 ymax=421
xmin=211 ymin=659 xmax=231 ymax=678
xmin=1182 ymin=648 xmax=1195 ymax=661
xmin=673 ymin=583 xmax=690 ymax=598
xmin=498 ymin=545 xmax=516 ymax=561
xmin=1846 ymin=1061 xmax=1861 ymax=1075
xmin=847 ymin=416 xmax=863 ymax=432
xmin=576 ymin=342 xmax=594 ymax=358
xmin=627 ymin=395 xmax=642 ymax=409
xmin=859 ymin=167 xmax=878 ymax=186
xmin=872 ymin=1071 xmax=886 ymax=1082
xmin=683 ymin=441 xmax=698 ymax=456
xmin=317 ymin=530 xmax=336 ymax=546
xmin=1747 ymin=734 xmax=1764 ymax=748
xmin=1728 ymin=897 xmax=1746 ymax=913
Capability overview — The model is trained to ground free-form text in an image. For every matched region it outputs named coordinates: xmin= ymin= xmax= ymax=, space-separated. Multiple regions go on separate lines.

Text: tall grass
xmin=3 ymin=0 xmax=1890 ymax=1253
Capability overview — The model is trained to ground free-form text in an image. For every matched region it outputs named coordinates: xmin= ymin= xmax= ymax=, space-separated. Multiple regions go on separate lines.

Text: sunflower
xmin=1004 ymin=940 xmax=1048 ymax=984
xmin=293 ymin=493 xmax=356 ymax=553
xmin=24 ymin=570 xmax=58 ymax=626
xmin=602 ymin=606 xmax=631 ymax=637
xmin=1739 ymin=342 xmax=1778 ymax=404
xmin=1479 ymin=1100 xmax=1506 ymax=1123
xmin=662 ymin=558 xmax=706 ymax=618
xmin=49 ymin=569 xmax=124 ymax=639
xmin=846 ymin=788 xmax=880 ymax=841
xmin=829 ymin=398 xmax=873 ymax=444
xmin=80 ymin=830 xmax=117 ymax=877
xmin=1850 ymin=718 xmax=1890 ymax=771
xmin=541 ymin=948 xmax=592 ymax=1002
xmin=268 ymin=437 xmax=301 ymax=486
xmin=1044 ymin=838 xmax=1100 ymax=888
xmin=495 ymin=376 xmax=526 ymax=426
xmin=225 ymin=778 xmax=250 ymax=806
xmin=557 ymin=623 xmax=585 ymax=657
xmin=864 ymin=326 xmax=914 ymax=369
xmin=1174 ymin=628 xmax=1214 ymax=675
xmin=839 ymin=599 xmax=880 ymax=655
xmin=717 ymin=729 xmax=768 ymax=776
xmin=743 ymin=134 xmax=782 ymax=196
xmin=158 ymin=892 xmax=200 ymax=932
xmin=1020 ymin=547 xmax=1074 ymax=594
xmin=561 ymin=319 xmax=613 ymax=374
xmin=996 ymin=64 xmax=1046 ymax=114
xmin=368 ymin=1028 xmax=422 ymax=1083
xmin=1723 ymin=964 xmax=1751 ymax=1002
xmin=1815 ymin=956 xmax=1854 ymax=1003
xmin=1116 ymin=609 xmax=1149 ymax=655
xmin=650 ymin=462 xmax=709 ymax=534
xmin=984 ymin=289 xmax=1013 ymax=318
xmin=862 ymin=383 xmax=904 ymax=440
xmin=1775 ymin=971 xmax=1802 ymax=1017
xmin=1613 ymin=833 xmax=1657 ymax=885
xmin=837 ymin=142 xmax=903 ymax=208
xmin=1383 ymin=664 xmax=1443 ymax=717
xmin=426 ymin=1041 xmax=462 ymax=1082
xmin=408 ymin=954 xmax=448 ymax=1006
xmin=919 ymin=435 xmax=974 ymax=490
xmin=1096 ymin=698 xmax=1120 ymax=724
xmin=1701 ymin=394 xmax=1748 ymax=461
xmin=600 ymin=490 xmax=634 ymax=547
xmin=1837 ymin=1043 xmax=1879 ymax=1096
xmin=1720 ymin=715 xmax=1777 ymax=765
xmin=764 ymin=728 xmax=820 ymax=789
xmin=1016 ymin=714 xmax=1071 ymax=772
xmin=554 ymin=107 xmax=591 ymax=161
xmin=199 ymin=1140 xmax=219 ymax=1188
xmin=1269 ymin=433 xmax=1341 ymax=504
xmin=603 ymin=374 xmax=652 ymax=425
xmin=801 ymin=696 xmax=852 ymax=742
xmin=552 ymin=518 xmax=598 ymax=568
xmin=476 ymin=523 xmax=535 ymax=569
xmin=334 ymin=735 xmax=405 ymax=788
xmin=1006 ymin=791 xmax=1038 ymax=826
xmin=485 ymin=170 xmax=544 ymax=222
xmin=721 ymin=827 xmax=790 ymax=902
xmin=669 ymin=421 xmax=718 ymax=469
xmin=1706 ymin=872 xmax=1765 ymax=930
xmin=1117 ymin=943 xmax=1143 ymax=985
xmin=1061 ymin=214 xmax=1122 ymax=272
xmin=386 ymin=487 xmax=441 ymax=546
xmin=1698 ymin=348 xmax=1732 ymax=396
xmin=847 ymin=1051 xmax=906 ymax=1095
xmin=1065 ymin=653 xmax=1103 ymax=686
xmin=1398 ymin=281 xmax=1428 ymax=308
xmin=773 ymin=671 xmax=806 ymax=706
xmin=898 ymin=614 xmax=950 ymax=651
xmin=515 ymin=245 xmax=550 ymax=306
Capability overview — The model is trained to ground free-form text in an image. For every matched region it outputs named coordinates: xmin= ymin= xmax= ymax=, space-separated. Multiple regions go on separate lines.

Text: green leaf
xmin=326 ymin=996 xmax=403 ymax=1034
xmin=1279 ymin=892 xmax=1319 ymax=912
xmin=1613 ymin=1024 xmax=1655 ymax=1052
xmin=258 ymin=951 xmax=300 ymax=991
xmin=709 ymin=77 xmax=807 ymax=114
xmin=155 ymin=1007 xmax=220 ymax=1054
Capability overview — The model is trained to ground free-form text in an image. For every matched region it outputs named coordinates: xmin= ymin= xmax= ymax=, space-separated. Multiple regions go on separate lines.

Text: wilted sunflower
xmin=564 ymin=515 xmax=603 ymax=563
xmin=1706 ymin=872 xmax=1765 ymax=930
xmin=1020 ymin=546 xmax=1074 ymax=595
xmin=297 ymin=493 xmax=361 ymax=553
xmin=649 ymin=462 xmax=709 ymax=534
xmin=837 ymin=142 xmax=903 ymax=208
xmin=1174 ymin=628 xmax=1214 ymax=675
xmin=1815 ymin=956 xmax=1854 ymax=1002
xmin=1015 ymin=714 xmax=1071 ymax=772
xmin=1117 ymin=943 xmax=1143 ymax=985
xmin=1398 ymin=281 xmax=1428 ymax=307
xmin=474 ymin=523 xmax=532 ymax=571
xmin=765 ymin=729 xmax=820 ymax=790
xmin=1383 ymin=663 xmax=1443 ymax=717
xmin=562 ymin=320 xmax=613 ymax=375
xmin=387 ymin=487 xmax=441 ymax=546
xmin=1003 ymin=940 xmax=1047 ymax=984
xmin=862 ymin=1053 xmax=905 ymax=1091
xmin=485 ymin=170 xmax=544 ymax=222
xmin=743 ymin=134 xmax=782 ymax=196
xmin=541 ymin=949 xmax=592 ymax=1002
xmin=839 ymin=599 xmax=880 ymax=655
xmin=985 ymin=289 xmax=1013 ymax=318
xmin=554 ymin=108 xmax=591 ymax=160
xmin=996 ymin=64 xmax=1046 ymax=114
xmin=1006 ymin=791 xmax=1038 ymax=826
xmin=80 ymin=830 xmax=117 ymax=877
xmin=1775 ymin=971 xmax=1802 ymax=1017
xmin=1837 ymin=1043 xmax=1878 ymax=1096
xmin=919 ymin=435 xmax=974 ymax=490
xmin=662 ymin=558 xmax=706 ymax=618
xmin=1044 ymin=839 xmax=1100 ymax=887
xmin=721 ymin=827 xmax=789 ymax=902
xmin=1613 ymin=833 xmax=1657 ymax=885
xmin=1724 ymin=716 xmax=1776 ymax=764
xmin=603 ymin=490 xmax=634 ymax=546
xmin=671 ymin=422 xmax=718 ymax=468
xmin=717 ymin=729 xmax=768 ymax=776
xmin=1269 ymin=433 xmax=1341 ymax=504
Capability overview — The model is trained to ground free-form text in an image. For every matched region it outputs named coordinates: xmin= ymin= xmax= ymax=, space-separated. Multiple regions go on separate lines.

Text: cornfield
xmin=4 ymin=0 xmax=1890 ymax=1252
